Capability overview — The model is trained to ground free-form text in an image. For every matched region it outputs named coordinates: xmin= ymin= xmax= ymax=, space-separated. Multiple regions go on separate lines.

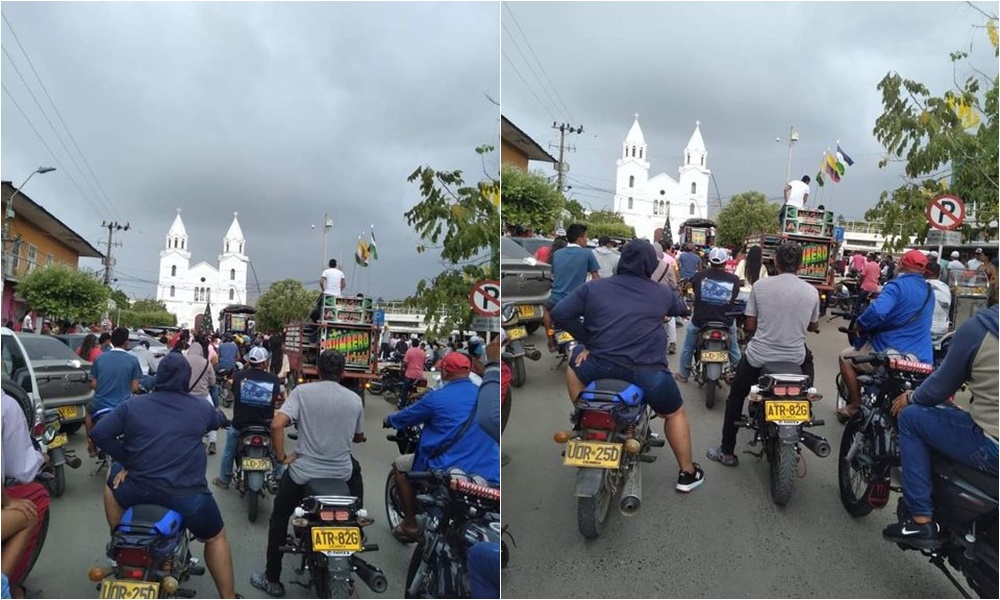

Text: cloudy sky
xmin=502 ymin=1 xmax=997 ymax=221
xmin=2 ymin=1 xmax=499 ymax=302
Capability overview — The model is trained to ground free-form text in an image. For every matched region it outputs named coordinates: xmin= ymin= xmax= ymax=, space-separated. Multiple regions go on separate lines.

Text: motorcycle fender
xmin=574 ymin=468 xmax=604 ymax=498
xmin=777 ymin=424 xmax=800 ymax=443
xmin=247 ymin=470 xmax=265 ymax=493
xmin=704 ymin=362 xmax=722 ymax=381
xmin=49 ymin=447 xmax=66 ymax=468
xmin=507 ymin=340 xmax=526 ymax=358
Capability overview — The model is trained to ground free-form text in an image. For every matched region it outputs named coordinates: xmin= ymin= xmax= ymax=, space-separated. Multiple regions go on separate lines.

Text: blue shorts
xmin=568 ymin=346 xmax=683 ymax=415
xmin=108 ymin=463 xmax=224 ymax=540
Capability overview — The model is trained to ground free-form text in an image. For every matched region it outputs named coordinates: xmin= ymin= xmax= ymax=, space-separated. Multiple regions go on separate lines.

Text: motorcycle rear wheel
xmin=220 ymin=386 xmax=234 ymax=408
xmin=384 ymin=469 xmax=406 ymax=538
xmin=838 ymin=418 xmax=877 ymax=517
xmin=49 ymin=464 xmax=66 ymax=498
xmin=368 ymin=379 xmax=385 ymax=395
xmin=511 ymin=356 xmax=526 ymax=388
xmin=577 ymin=471 xmax=613 ymax=539
xmin=705 ymin=379 xmax=717 ymax=409
xmin=330 ymin=578 xmax=355 ymax=599
xmin=769 ymin=440 xmax=796 ymax=506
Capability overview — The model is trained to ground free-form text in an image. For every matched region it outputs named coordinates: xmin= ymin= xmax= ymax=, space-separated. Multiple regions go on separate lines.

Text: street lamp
xmin=781 ymin=127 xmax=799 ymax=184
xmin=2 ymin=166 xmax=56 ymax=323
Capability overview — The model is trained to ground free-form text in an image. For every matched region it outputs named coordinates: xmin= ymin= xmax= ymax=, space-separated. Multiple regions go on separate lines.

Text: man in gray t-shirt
xmin=706 ymin=242 xmax=820 ymax=468
xmin=253 ymin=350 xmax=365 ymax=598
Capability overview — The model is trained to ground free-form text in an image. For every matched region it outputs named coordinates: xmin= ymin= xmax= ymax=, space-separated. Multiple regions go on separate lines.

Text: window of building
xmin=170 ymin=285 xmax=175 ymax=297
xmin=639 ymin=148 xmax=643 ymax=159
xmin=686 ymin=153 xmax=690 ymax=164
xmin=701 ymin=156 xmax=705 ymax=166
xmin=660 ymin=189 xmax=665 ymax=195
xmin=691 ymin=182 xmax=697 ymax=194
xmin=689 ymin=202 xmax=695 ymax=215
xmin=229 ymin=289 xmax=235 ymax=300
xmin=171 ymin=265 xmax=176 ymax=277
xmin=206 ymin=289 xmax=211 ymax=302
xmin=26 ymin=244 xmax=37 ymax=266
xmin=627 ymin=197 xmax=633 ymax=210
xmin=45 ymin=253 xmax=54 ymax=266
xmin=194 ymin=288 xmax=200 ymax=302
xmin=225 ymin=242 xmax=229 ymax=253
xmin=10 ymin=239 xmax=20 ymax=270
xmin=629 ymin=175 xmax=634 ymax=188
xmin=653 ymin=202 xmax=658 ymax=215
xmin=230 ymin=268 xmax=236 ymax=280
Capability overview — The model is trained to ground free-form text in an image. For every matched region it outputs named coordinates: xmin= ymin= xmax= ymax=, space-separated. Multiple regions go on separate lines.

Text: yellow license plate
xmin=517 ymin=305 xmax=539 ymax=319
xmin=311 ymin=526 xmax=362 ymax=552
xmin=58 ymin=405 xmax=80 ymax=419
xmin=507 ymin=326 xmax=527 ymax=341
xmin=765 ymin=400 xmax=811 ymax=423
xmin=555 ymin=331 xmax=574 ymax=344
xmin=241 ymin=457 xmax=272 ymax=471
xmin=49 ymin=433 xmax=68 ymax=449
xmin=99 ymin=578 xmax=159 ymax=599
xmin=701 ymin=351 xmax=727 ymax=362
xmin=563 ymin=440 xmax=622 ymax=469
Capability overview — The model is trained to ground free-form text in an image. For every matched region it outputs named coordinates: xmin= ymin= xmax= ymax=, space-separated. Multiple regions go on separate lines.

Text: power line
xmin=501 ymin=2 xmax=576 ymax=123
xmin=2 ymin=12 xmax=120 ymax=219
xmin=501 ymin=21 xmax=567 ymax=123
xmin=500 ymin=48 xmax=557 ymax=122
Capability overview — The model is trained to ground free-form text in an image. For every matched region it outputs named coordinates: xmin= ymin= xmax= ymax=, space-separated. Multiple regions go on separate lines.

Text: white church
xmin=155 ymin=210 xmax=249 ymax=330
xmin=613 ymin=115 xmax=711 ymax=242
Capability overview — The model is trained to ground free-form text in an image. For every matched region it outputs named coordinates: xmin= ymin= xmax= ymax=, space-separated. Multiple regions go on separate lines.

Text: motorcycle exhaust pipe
xmin=800 ymin=431 xmax=831 ymax=458
xmin=525 ymin=348 xmax=542 ymax=361
xmin=352 ymin=556 xmax=388 ymax=593
xmin=619 ymin=466 xmax=642 ymax=516
xmin=66 ymin=453 xmax=83 ymax=469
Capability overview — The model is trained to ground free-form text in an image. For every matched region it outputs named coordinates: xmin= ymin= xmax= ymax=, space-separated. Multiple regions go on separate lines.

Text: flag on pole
xmin=369 ymin=224 xmax=379 ymax=260
xmin=816 ymin=153 xmax=827 ymax=187
xmin=355 ymin=234 xmax=370 ymax=267
xmin=836 ymin=143 xmax=854 ymax=166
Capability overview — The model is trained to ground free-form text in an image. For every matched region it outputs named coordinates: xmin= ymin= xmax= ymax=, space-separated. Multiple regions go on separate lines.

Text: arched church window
xmin=639 ymin=148 xmax=643 ymax=159
xmin=627 ymin=197 xmax=633 ymax=210
xmin=229 ymin=289 xmax=235 ymax=301
xmin=226 ymin=242 xmax=229 ymax=253
xmin=181 ymin=239 xmax=185 ymax=250
xmin=230 ymin=269 xmax=236 ymax=280
xmin=631 ymin=147 xmax=636 ymax=158
xmin=171 ymin=265 xmax=176 ymax=277
xmin=686 ymin=153 xmax=690 ymax=164
xmin=240 ymin=244 xmax=243 ymax=253
xmin=170 ymin=285 xmax=175 ymax=297
xmin=701 ymin=156 xmax=705 ymax=166
xmin=660 ymin=201 xmax=666 ymax=213
xmin=629 ymin=175 xmax=634 ymax=188
xmin=689 ymin=202 xmax=695 ymax=215
xmin=653 ymin=203 xmax=658 ymax=215
xmin=207 ymin=289 xmax=211 ymax=302
xmin=691 ymin=182 xmax=697 ymax=194
xmin=194 ymin=288 xmax=200 ymax=302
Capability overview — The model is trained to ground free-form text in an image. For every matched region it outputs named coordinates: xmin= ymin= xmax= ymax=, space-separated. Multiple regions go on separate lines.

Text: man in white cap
xmin=967 ymin=248 xmax=985 ymax=271
xmin=946 ymin=251 xmax=965 ymax=284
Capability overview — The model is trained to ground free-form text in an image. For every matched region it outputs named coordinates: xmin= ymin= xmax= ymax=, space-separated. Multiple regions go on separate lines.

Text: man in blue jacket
xmin=384 ymin=352 xmax=499 ymax=542
xmin=91 ymin=353 xmax=237 ymax=598
xmin=551 ymin=240 xmax=704 ymax=492
xmin=884 ymin=302 xmax=998 ymax=548
xmin=838 ymin=249 xmax=934 ymax=420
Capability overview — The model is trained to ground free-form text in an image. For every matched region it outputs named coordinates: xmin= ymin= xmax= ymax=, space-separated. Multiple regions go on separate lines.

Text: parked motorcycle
xmin=500 ymin=303 xmax=542 ymax=388
xmin=88 ymin=504 xmax=205 ymax=598
xmin=404 ymin=470 xmax=501 ymax=598
xmin=233 ymin=425 xmax=277 ymax=523
xmin=553 ymin=379 xmax=664 ymax=538
xmin=739 ymin=363 xmax=829 ymax=506
xmin=837 ymin=353 xmax=933 ymax=516
xmin=369 ymin=364 xmax=404 ymax=399
xmin=40 ymin=409 xmax=83 ymax=497
xmin=891 ymin=456 xmax=998 ymax=599
xmin=691 ymin=321 xmax=730 ymax=409
xmin=280 ymin=479 xmax=387 ymax=598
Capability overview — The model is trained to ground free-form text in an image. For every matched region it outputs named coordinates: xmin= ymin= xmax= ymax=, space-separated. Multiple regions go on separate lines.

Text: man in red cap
xmin=383 ymin=352 xmax=499 ymax=542
xmin=838 ymin=249 xmax=935 ymax=420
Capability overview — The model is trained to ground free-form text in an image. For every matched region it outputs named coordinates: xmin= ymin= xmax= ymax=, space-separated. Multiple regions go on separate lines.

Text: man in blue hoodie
xmin=91 ymin=353 xmax=237 ymax=599
xmin=551 ymin=240 xmax=704 ymax=492
xmin=883 ymin=302 xmax=998 ymax=548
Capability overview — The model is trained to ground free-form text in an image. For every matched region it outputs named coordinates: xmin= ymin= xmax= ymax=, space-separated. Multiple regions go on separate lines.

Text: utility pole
xmin=101 ymin=221 xmax=130 ymax=285
xmin=551 ymin=122 xmax=584 ymax=195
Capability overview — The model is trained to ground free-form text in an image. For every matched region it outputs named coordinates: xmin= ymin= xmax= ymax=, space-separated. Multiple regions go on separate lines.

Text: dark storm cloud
xmin=2 ymin=1 xmax=499 ymax=300
xmin=502 ymin=1 xmax=996 ymax=218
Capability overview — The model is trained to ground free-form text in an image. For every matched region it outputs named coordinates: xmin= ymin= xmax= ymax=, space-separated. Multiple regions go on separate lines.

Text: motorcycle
xmin=233 ymin=425 xmax=277 ymax=523
xmin=551 ymin=329 xmax=576 ymax=369
xmin=384 ymin=405 xmax=423 ymax=538
xmin=88 ymin=504 xmax=205 ymax=599
xmin=280 ymin=479 xmax=387 ymax=598
xmin=500 ymin=303 xmax=542 ymax=388
xmin=553 ymin=378 xmax=664 ymax=538
xmin=369 ymin=363 xmax=404 ymax=400
xmin=217 ymin=368 xmax=236 ymax=408
xmin=404 ymin=470 xmax=501 ymax=599
xmin=837 ymin=353 xmax=933 ymax=516
xmin=40 ymin=409 xmax=82 ymax=497
xmin=739 ymin=363 xmax=829 ymax=506
xmin=891 ymin=456 xmax=998 ymax=599
xmin=691 ymin=321 xmax=731 ymax=409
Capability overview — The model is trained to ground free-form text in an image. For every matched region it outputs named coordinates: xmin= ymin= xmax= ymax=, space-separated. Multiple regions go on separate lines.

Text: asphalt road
xmin=25 ymin=391 xmax=418 ymax=599
xmin=501 ymin=322 xmax=960 ymax=599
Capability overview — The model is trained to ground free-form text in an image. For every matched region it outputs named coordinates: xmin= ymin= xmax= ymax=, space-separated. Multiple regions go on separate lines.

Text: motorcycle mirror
xmin=42 ymin=425 xmax=57 ymax=445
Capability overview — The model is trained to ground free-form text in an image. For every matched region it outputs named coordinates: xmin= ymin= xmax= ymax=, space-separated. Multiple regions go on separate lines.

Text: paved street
xmin=501 ymin=323 xmax=959 ymax=598
xmin=26 ymin=393 xmax=416 ymax=599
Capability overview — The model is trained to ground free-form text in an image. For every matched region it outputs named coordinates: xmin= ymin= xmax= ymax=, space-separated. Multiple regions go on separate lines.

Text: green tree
xmin=500 ymin=163 xmax=563 ymax=232
xmin=117 ymin=310 xmax=177 ymax=329
xmin=585 ymin=209 xmax=626 ymax=224
xmin=584 ymin=221 xmax=635 ymax=239
xmin=868 ymin=14 xmax=999 ymax=250
xmin=254 ymin=279 xmax=316 ymax=332
xmin=17 ymin=264 xmax=109 ymax=323
xmin=131 ymin=298 xmax=168 ymax=313
xmin=715 ymin=191 xmax=780 ymax=247
xmin=405 ymin=145 xmax=499 ymax=336
xmin=563 ymin=198 xmax=587 ymax=222
xmin=109 ymin=288 xmax=131 ymax=310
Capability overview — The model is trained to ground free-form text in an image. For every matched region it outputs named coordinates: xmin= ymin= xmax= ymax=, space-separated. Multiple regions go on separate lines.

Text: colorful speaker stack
xmin=320 ymin=295 xmax=376 ymax=370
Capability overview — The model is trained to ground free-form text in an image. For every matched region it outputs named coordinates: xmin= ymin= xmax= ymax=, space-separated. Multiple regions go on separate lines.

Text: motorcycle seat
xmin=240 ymin=425 xmax=271 ymax=437
xmin=701 ymin=321 xmax=731 ymax=330
xmin=579 ymin=379 xmax=644 ymax=407
xmin=119 ymin=504 xmax=183 ymax=536
xmin=305 ymin=479 xmax=351 ymax=498
xmin=934 ymin=456 xmax=999 ymax=502
xmin=760 ymin=362 xmax=803 ymax=376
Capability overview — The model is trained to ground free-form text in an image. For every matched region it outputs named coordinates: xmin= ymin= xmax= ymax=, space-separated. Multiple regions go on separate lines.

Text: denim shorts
xmin=569 ymin=345 xmax=683 ymax=415
xmin=108 ymin=463 xmax=224 ymax=540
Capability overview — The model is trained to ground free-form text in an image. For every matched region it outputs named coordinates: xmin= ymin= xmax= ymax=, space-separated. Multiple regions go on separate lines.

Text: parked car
xmin=53 ymin=332 xmax=169 ymax=362
xmin=508 ymin=236 xmax=555 ymax=261
xmin=501 ymin=236 xmax=552 ymax=334
xmin=15 ymin=332 xmax=93 ymax=434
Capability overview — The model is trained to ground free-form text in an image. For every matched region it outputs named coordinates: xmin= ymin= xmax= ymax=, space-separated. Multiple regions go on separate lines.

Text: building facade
xmin=612 ymin=116 xmax=711 ymax=242
xmin=155 ymin=210 xmax=248 ymax=330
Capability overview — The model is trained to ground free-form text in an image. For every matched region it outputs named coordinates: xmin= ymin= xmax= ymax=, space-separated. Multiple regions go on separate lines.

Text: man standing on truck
xmin=781 ymin=175 xmax=810 ymax=226
xmin=320 ymin=259 xmax=346 ymax=297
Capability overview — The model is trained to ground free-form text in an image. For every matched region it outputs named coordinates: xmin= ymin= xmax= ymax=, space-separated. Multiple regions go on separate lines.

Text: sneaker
xmin=668 ymin=342 xmax=677 ymax=355
xmin=883 ymin=519 xmax=941 ymax=550
xmin=208 ymin=442 xmax=217 ymax=455
xmin=250 ymin=572 xmax=286 ymax=598
xmin=676 ymin=463 xmax=705 ymax=492
xmin=706 ymin=446 xmax=739 ymax=467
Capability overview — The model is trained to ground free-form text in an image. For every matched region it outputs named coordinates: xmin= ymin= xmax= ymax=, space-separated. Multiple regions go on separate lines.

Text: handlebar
xmin=849 ymin=354 xmax=880 ymax=365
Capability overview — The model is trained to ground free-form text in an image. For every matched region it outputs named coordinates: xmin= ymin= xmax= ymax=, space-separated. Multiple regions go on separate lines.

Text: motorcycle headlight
xmin=501 ymin=304 xmax=516 ymax=322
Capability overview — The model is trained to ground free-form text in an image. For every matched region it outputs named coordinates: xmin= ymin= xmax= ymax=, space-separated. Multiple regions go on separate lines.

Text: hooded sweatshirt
xmin=911 ymin=304 xmax=998 ymax=440
xmin=90 ymin=352 xmax=228 ymax=495
xmin=593 ymin=246 xmax=620 ymax=279
xmin=552 ymin=241 xmax=688 ymax=370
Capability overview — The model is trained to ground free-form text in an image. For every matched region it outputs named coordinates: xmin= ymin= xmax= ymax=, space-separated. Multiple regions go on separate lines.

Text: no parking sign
xmin=469 ymin=280 xmax=501 ymax=317
xmin=926 ymin=195 xmax=965 ymax=231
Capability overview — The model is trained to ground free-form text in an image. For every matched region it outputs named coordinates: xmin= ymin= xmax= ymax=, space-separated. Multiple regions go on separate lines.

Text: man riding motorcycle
xmin=252 ymin=350 xmax=365 ymax=598
xmin=706 ymin=242 xmax=820 ymax=467
xmin=838 ymin=250 xmax=934 ymax=421
xmin=542 ymin=223 xmax=601 ymax=353
xmin=86 ymin=327 xmax=142 ymax=457
xmin=884 ymin=302 xmax=998 ymax=547
xmin=89 ymin=353 xmax=238 ymax=598
xmin=383 ymin=352 xmax=500 ymax=543
xmin=674 ymin=247 xmax=742 ymax=383
xmin=551 ymin=240 xmax=705 ymax=492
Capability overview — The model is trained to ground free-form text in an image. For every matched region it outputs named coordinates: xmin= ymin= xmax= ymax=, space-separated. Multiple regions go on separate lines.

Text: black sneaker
xmin=882 ymin=518 xmax=941 ymax=550
xmin=676 ymin=463 xmax=705 ymax=492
